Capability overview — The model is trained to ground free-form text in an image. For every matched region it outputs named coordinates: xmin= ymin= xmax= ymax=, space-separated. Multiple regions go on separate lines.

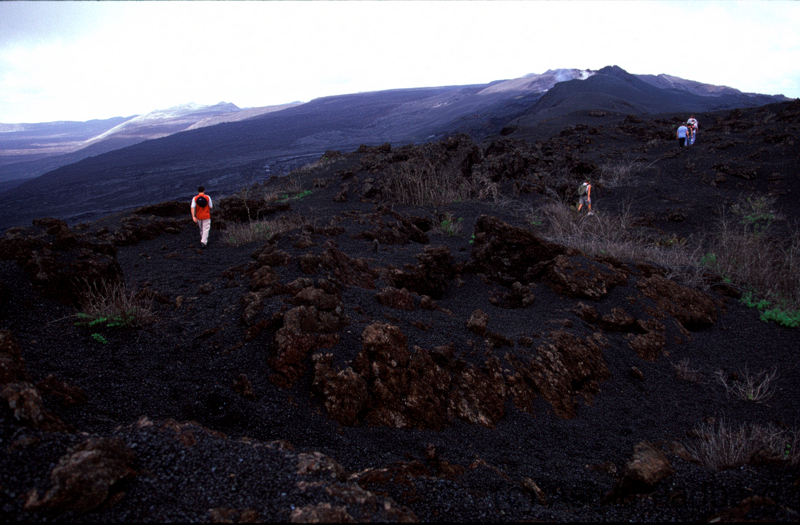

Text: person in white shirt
xmin=687 ymin=116 xmax=698 ymax=145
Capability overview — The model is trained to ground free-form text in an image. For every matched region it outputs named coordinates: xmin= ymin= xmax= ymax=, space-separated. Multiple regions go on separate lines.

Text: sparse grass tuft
xmin=534 ymin=201 xmax=706 ymax=287
xmin=701 ymin=204 xmax=800 ymax=312
xmin=76 ymin=278 xmax=154 ymax=328
xmin=715 ymin=366 xmax=777 ymax=403
xmin=224 ymin=216 xmax=305 ymax=247
xmin=593 ymin=157 xmax=657 ymax=187
xmin=686 ymin=419 xmax=799 ymax=470
xmin=383 ymin=158 xmax=476 ymax=207
xmin=673 ymin=358 xmax=703 ymax=382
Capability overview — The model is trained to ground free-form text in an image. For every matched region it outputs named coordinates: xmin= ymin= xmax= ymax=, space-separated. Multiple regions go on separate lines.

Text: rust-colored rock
xmin=636 ymin=274 xmax=717 ymax=330
xmin=629 ymin=331 xmax=666 ymax=361
xmin=36 ymin=374 xmax=88 ymax=407
xmin=466 ymin=309 xmax=489 ymax=336
xmin=545 ymin=255 xmax=628 ymax=300
xmin=1 ymin=382 xmax=70 ymax=432
xmin=313 ymin=353 xmax=369 ymax=426
xmin=446 ymin=356 xmax=507 ymax=428
xmin=24 ymin=437 xmax=136 ymax=513
xmin=290 ymin=503 xmax=352 ymax=523
xmin=605 ymin=441 xmax=675 ymax=502
xmin=375 ymin=286 xmax=416 ymax=311
xmin=468 ymin=215 xmax=575 ymax=286
xmin=0 ymin=329 xmax=29 ymax=384
xmin=506 ymin=330 xmax=610 ymax=419
xmin=297 ymin=451 xmax=348 ymax=482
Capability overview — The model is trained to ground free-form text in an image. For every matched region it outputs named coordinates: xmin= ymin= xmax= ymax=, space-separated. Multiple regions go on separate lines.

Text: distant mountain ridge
xmin=0 ymin=66 xmax=791 ymax=231
xmin=0 ymin=101 xmax=303 ymax=191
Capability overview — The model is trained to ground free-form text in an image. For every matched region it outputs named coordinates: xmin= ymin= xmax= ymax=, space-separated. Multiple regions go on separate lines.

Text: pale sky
xmin=1 ymin=1 xmax=799 ymax=124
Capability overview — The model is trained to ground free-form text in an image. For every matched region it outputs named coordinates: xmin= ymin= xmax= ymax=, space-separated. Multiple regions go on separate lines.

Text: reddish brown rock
xmin=387 ymin=245 xmax=456 ymax=299
xmin=297 ymin=451 xmax=349 ymax=482
xmin=467 ymin=309 xmax=489 ymax=336
xmin=468 ymin=215 xmax=575 ymax=286
xmin=312 ymin=353 xmax=369 ymax=426
xmin=636 ymin=274 xmax=718 ymax=330
xmin=629 ymin=331 xmax=666 ymax=361
xmin=320 ymin=243 xmax=377 ymax=289
xmin=505 ymin=330 xmax=610 ymax=419
xmin=446 ymin=356 xmax=507 ymax=428
xmin=36 ymin=374 xmax=88 ymax=407
xmin=376 ymin=287 xmax=416 ymax=311
xmin=1 ymin=382 xmax=70 ymax=432
xmin=545 ymin=255 xmax=628 ymax=300
xmin=0 ymin=329 xmax=29 ymax=384
xmin=605 ymin=441 xmax=675 ymax=502
xmin=24 ymin=437 xmax=136 ymax=513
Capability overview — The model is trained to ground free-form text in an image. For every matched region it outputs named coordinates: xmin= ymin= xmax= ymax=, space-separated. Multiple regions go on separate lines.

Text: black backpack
xmin=196 ymin=195 xmax=208 ymax=208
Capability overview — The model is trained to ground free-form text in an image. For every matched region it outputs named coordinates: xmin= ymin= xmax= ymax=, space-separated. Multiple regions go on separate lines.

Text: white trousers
xmin=198 ymin=219 xmax=211 ymax=244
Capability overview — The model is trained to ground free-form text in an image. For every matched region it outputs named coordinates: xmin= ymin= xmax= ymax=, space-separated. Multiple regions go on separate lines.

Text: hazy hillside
xmin=0 ymin=66 xmax=790 ymax=231
xmin=0 ymin=102 xmax=301 ymax=192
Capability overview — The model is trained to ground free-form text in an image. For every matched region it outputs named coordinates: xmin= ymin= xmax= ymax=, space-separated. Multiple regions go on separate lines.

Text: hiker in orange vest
xmin=577 ymin=181 xmax=594 ymax=215
xmin=191 ymin=186 xmax=213 ymax=248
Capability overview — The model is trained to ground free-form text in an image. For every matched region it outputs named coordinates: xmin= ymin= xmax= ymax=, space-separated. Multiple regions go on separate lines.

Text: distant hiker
xmin=676 ymin=123 xmax=689 ymax=147
xmin=577 ymin=181 xmax=594 ymax=215
xmin=191 ymin=186 xmax=213 ymax=248
xmin=687 ymin=116 xmax=698 ymax=145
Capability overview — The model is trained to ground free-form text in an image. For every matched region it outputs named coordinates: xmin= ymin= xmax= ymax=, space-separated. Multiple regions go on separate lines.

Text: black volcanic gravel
xmin=2 ymin=103 xmax=800 ymax=522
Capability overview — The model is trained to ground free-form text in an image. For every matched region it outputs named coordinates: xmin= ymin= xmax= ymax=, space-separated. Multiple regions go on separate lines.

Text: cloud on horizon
xmin=1 ymin=1 xmax=799 ymax=123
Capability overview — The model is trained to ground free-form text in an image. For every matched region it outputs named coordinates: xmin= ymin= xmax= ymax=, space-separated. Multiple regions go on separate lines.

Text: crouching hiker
xmin=191 ymin=186 xmax=213 ymax=248
xmin=577 ymin=181 xmax=594 ymax=215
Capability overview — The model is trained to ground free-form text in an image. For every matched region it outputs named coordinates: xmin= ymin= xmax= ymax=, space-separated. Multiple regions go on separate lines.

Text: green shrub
xmin=438 ymin=214 xmax=463 ymax=236
xmin=278 ymin=189 xmax=312 ymax=203
xmin=740 ymin=292 xmax=800 ymax=327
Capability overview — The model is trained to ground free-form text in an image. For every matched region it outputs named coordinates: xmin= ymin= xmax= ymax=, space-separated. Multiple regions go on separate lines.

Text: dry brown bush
xmin=673 ymin=358 xmax=703 ymax=382
xmin=702 ymin=204 xmax=800 ymax=309
xmin=593 ymin=157 xmax=658 ymax=187
xmin=686 ymin=419 xmax=799 ymax=470
xmin=382 ymin=158 xmax=475 ymax=207
xmin=77 ymin=278 xmax=155 ymax=327
xmin=224 ymin=215 xmax=305 ymax=247
xmin=534 ymin=201 xmax=706 ymax=286
xmin=715 ymin=366 xmax=778 ymax=403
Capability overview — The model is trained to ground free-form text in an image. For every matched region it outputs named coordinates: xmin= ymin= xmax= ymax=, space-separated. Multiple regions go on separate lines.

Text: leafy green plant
xmin=75 ymin=312 xmax=136 ymax=328
xmin=732 ymin=195 xmax=776 ymax=228
xmin=740 ymin=292 xmax=800 ymax=327
xmin=278 ymin=189 xmax=312 ymax=203
xmin=91 ymin=333 xmax=109 ymax=344
xmin=439 ymin=214 xmax=463 ymax=237
xmin=759 ymin=307 xmax=800 ymax=328
xmin=741 ymin=291 xmax=770 ymax=310
xmin=699 ymin=253 xmax=717 ymax=267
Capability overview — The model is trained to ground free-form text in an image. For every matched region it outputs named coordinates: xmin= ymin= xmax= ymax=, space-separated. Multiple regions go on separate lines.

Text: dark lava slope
xmin=1 ymin=66 xmax=788 ymax=233
xmin=1 ymin=99 xmax=799 ymax=522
